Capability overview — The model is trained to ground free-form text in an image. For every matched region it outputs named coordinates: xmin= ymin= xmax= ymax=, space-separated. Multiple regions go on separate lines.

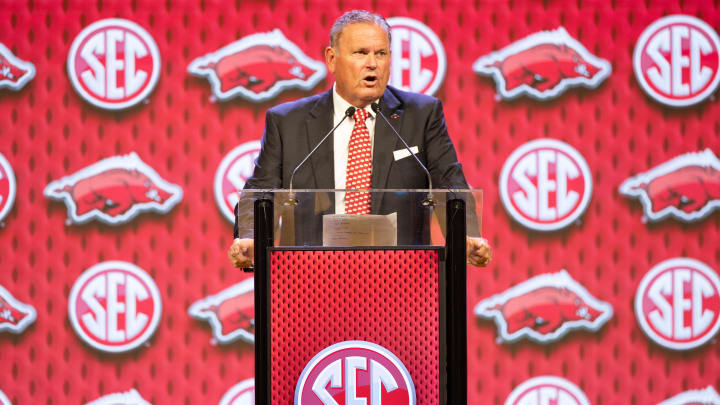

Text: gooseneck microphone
xmin=371 ymin=102 xmax=436 ymax=206
xmin=286 ymin=106 xmax=356 ymax=205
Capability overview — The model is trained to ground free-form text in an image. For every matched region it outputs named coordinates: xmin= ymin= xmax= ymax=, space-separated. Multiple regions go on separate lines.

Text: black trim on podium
xmin=445 ymin=198 xmax=467 ymax=405
xmin=253 ymin=198 xmax=273 ymax=405
xmin=247 ymin=196 xmax=468 ymax=405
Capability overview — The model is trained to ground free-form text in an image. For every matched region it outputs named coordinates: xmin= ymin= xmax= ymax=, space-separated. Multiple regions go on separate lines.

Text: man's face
xmin=325 ymin=23 xmax=391 ymax=108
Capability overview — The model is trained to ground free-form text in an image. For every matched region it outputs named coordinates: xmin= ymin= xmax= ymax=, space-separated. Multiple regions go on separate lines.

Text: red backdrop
xmin=0 ymin=0 xmax=719 ymax=404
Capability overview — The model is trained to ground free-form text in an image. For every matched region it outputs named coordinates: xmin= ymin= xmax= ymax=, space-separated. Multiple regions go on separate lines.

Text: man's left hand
xmin=467 ymin=236 xmax=492 ymax=267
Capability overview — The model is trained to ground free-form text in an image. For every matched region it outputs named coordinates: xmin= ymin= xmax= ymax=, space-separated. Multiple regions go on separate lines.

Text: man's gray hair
xmin=330 ymin=10 xmax=391 ymax=49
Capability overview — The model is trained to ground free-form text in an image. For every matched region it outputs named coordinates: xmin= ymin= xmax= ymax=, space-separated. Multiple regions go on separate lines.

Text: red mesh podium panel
xmin=269 ymin=248 xmax=440 ymax=404
xmin=0 ymin=0 xmax=719 ymax=404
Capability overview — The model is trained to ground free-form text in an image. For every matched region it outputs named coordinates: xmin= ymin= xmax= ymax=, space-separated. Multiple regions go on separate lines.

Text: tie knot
xmin=353 ymin=108 xmax=369 ymax=123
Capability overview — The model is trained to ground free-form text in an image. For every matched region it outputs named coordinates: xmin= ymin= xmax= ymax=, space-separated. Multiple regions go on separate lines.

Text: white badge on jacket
xmin=393 ymin=146 xmax=419 ymax=161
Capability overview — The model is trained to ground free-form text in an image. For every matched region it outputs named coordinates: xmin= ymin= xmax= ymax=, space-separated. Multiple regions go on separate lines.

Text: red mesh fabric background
xmin=0 ymin=0 xmax=717 ymax=404
xmin=269 ymin=249 xmax=439 ymax=404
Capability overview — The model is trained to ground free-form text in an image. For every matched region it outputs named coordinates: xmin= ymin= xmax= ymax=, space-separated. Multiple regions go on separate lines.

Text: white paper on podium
xmin=322 ymin=212 xmax=397 ymax=246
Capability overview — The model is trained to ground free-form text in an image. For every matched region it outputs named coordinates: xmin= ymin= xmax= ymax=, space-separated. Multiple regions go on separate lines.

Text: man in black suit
xmin=228 ymin=10 xmax=492 ymax=267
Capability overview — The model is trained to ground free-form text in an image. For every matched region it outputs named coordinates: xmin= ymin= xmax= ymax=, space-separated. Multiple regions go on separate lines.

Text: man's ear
xmin=325 ymin=46 xmax=336 ymax=74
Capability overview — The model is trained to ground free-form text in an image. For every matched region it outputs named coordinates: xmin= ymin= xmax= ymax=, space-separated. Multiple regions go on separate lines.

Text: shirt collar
xmin=332 ymin=83 xmax=377 ymax=120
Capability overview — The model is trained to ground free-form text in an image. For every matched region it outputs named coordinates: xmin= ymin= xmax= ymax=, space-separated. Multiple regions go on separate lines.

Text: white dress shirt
xmin=332 ymin=85 xmax=378 ymax=213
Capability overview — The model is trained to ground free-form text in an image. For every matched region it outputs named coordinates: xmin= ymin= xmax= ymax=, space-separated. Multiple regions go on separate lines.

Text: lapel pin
xmin=391 ymin=113 xmax=399 ymax=119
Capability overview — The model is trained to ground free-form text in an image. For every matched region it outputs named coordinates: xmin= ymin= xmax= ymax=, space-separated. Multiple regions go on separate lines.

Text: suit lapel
xmin=307 ymin=89 xmax=335 ymax=189
xmin=371 ymin=88 xmax=404 ymax=211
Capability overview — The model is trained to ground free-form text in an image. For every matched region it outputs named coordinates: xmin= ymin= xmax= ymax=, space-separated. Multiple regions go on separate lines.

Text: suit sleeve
xmin=423 ymin=98 xmax=470 ymax=189
xmin=423 ymin=98 xmax=482 ymax=237
xmin=245 ymin=110 xmax=283 ymax=189
xmin=235 ymin=110 xmax=284 ymax=239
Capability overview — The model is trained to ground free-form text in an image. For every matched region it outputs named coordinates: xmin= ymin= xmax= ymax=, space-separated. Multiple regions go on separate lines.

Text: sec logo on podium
xmin=295 ymin=341 xmax=416 ymax=405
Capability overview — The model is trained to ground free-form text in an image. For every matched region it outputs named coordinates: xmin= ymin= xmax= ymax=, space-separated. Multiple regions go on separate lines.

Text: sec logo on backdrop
xmin=634 ymin=15 xmax=720 ymax=107
xmin=69 ymin=261 xmax=162 ymax=353
xmin=67 ymin=18 xmax=160 ymax=110
xmin=505 ymin=376 xmax=590 ymax=405
xmin=387 ymin=17 xmax=446 ymax=96
xmin=635 ymin=257 xmax=720 ymax=351
xmin=0 ymin=152 xmax=16 ymax=225
xmin=499 ymin=139 xmax=592 ymax=232
xmin=86 ymin=389 xmax=151 ymax=405
xmin=219 ymin=379 xmax=255 ymax=405
xmin=295 ymin=341 xmax=416 ymax=405
xmin=215 ymin=140 xmax=261 ymax=223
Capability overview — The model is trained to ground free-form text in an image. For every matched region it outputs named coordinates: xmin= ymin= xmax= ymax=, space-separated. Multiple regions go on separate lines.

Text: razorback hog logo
xmin=0 ymin=43 xmax=35 ymax=91
xmin=0 ymin=285 xmax=36 ymax=335
xmin=473 ymin=27 xmax=611 ymax=100
xmin=188 ymin=278 xmax=254 ymax=345
xmin=69 ymin=261 xmax=162 ymax=353
xmin=634 ymin=15 xmax=720 ymax=107
xmin=219 ymin=379 xmax=255 ymax=405
xmin=0 ymin=152 xmax=17 ymax=224
xmin=475 ymin=270 xmax=613 ymax=344
xmin=44 ymin=152 xmax=182 ymax=225
xmin=67 ymin=18 xmax=160 ymax=110
xmin=387 ymin=17 xmax=446 ymax=96
xmin=505 ymin=376 xmax=591 ymax=405
xmin=635 ymin=257 xmax=720 ymax=351
xmin=188 ymin=29 xmax=326 ymax=102
xmin=620 ymin=149 xmax=720 ymax=223
xmin=215 ymin=141 xmax=261 ymax=223
xmin=499 ymin=138 xmax=593 ymax=232
xmin=295 ymin=341 xmax=416 ymax=405
xmin=659 ymin=386 xmax=720 ymax=405
xmin=86 ymin=388 xmax=151 ymax=405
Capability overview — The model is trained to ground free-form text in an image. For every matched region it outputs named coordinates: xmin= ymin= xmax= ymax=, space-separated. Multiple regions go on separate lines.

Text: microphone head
xmin=370 ymin=102 xmax=381 ymax=113
xmin=345 ymin=106 xmax=356 ymax=117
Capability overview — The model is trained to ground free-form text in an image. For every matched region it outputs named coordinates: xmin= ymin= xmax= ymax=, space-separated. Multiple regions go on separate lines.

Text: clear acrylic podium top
xmin=234 ymin=189 xmax=482 ymax=247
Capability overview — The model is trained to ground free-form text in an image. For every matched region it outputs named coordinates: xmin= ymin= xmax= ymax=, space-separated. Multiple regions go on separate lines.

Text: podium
xmin=234 ymin=189 xmax=482 ymax=405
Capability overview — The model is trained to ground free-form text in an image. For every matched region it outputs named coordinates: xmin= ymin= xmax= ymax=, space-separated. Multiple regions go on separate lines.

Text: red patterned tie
xmin=345 ymin=108 xmax=372 ymax=214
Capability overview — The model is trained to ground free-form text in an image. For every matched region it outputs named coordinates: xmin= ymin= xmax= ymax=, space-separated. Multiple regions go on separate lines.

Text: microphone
xmin=371 ymin=102 xmax=436 ymax=206
xmin=286 ymin=106 xmax=356 ymax=205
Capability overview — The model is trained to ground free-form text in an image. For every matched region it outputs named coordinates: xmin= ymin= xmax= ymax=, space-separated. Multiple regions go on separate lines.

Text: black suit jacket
xmin=242 ymin=85 xmax=471 ymax=245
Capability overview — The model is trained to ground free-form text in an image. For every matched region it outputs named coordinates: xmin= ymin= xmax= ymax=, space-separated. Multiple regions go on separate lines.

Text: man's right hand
xmin=228 ymin=238 xmax=254 ymax=268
